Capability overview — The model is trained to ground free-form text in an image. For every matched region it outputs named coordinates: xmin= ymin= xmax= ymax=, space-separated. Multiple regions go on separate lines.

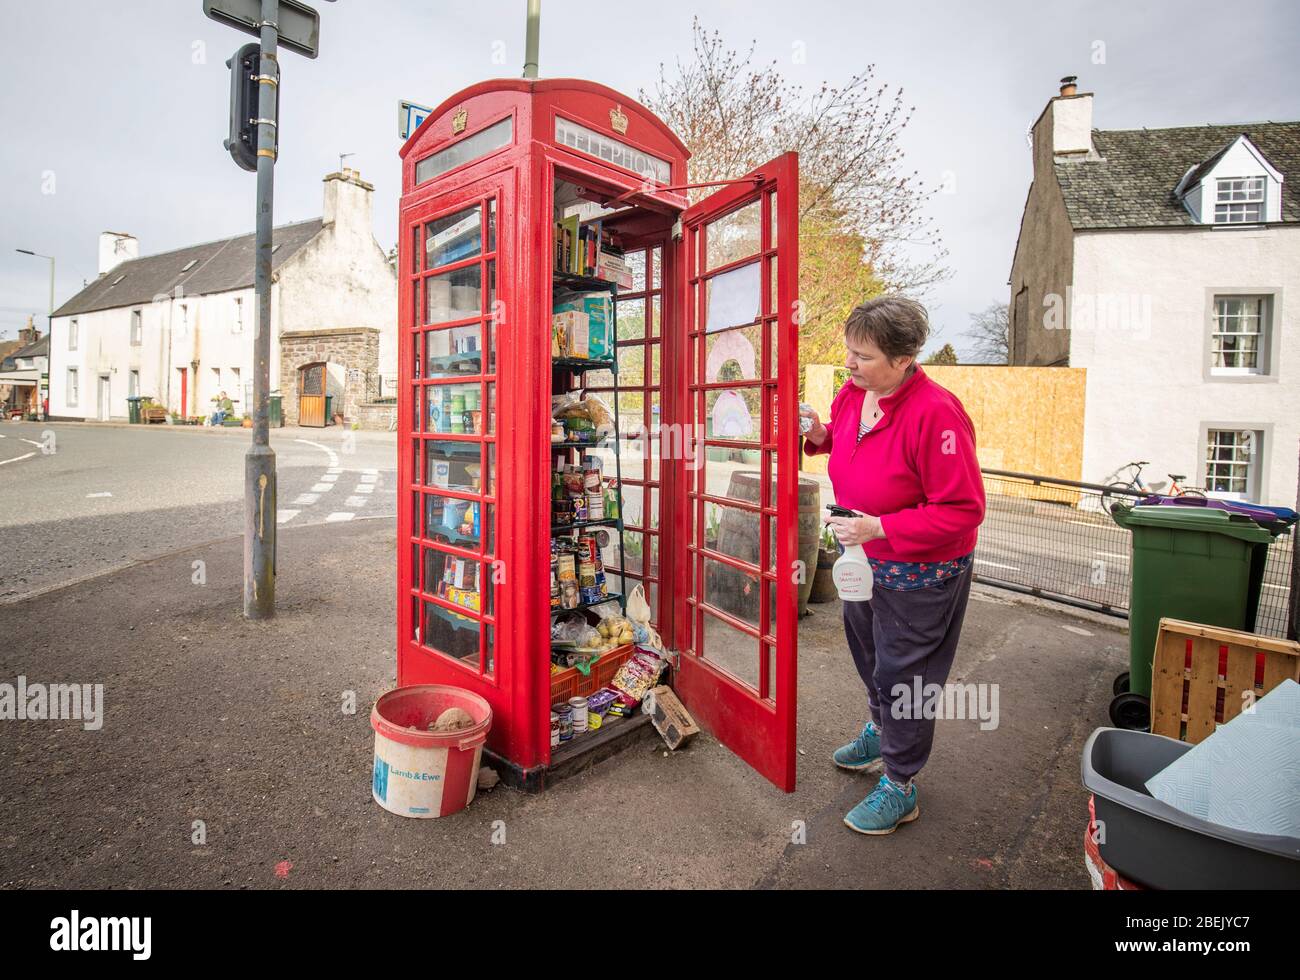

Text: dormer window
xmin=1214 ymin=177 xmax=1265 ymax=223
xmin=1174 ymin=134 xmax=1282 ymax=225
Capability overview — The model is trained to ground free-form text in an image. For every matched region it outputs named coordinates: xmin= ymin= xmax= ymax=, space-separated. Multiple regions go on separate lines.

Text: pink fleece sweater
xmin=803 ymin=367 xmax=986 ymax=562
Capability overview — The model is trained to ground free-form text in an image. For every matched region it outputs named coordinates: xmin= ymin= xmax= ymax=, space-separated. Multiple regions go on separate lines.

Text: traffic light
xmin=224 ymin=42 xmax=277 ymax=172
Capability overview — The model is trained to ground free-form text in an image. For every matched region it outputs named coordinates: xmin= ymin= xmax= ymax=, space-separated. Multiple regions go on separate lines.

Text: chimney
xmin=1040 ymin=75 xmax=1093 ymax=158
xmin=98 ymin=231 xmax=139 ymax=277
xmin=19 ymin=315 xmax=38 ymax=345
xmin=322 ymin=167 xmax=375 ymax=236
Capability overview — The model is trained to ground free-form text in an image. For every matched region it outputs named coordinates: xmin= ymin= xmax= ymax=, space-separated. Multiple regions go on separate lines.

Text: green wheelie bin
xmin=126 ymin=396 xmax=143 ymax=424
xmin=269 ymin=393 xmax=283 ymax=428
xmin=1108 ymin=503 xmax=1272 ymax=730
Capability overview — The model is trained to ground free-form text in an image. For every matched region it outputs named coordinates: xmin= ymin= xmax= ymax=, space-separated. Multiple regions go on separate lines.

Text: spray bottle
xmin=826 ymin=504 xmax=874 ymax=601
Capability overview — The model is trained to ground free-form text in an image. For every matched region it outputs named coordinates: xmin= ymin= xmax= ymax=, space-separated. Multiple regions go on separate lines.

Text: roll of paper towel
xmin=427 ymin=278 xmax=452 ymax=323
xmin=451 ymin=285 xmax=480 ymax=319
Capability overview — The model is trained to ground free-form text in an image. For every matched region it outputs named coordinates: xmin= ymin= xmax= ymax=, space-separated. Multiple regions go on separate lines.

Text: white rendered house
xmin=48 ymin=169 xmax=397 ymax=426
xmin=1009 ymin=79 xmax=1299 ymax=505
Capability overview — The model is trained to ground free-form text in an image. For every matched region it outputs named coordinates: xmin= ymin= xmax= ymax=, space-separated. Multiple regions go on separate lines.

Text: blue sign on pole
xmin=399 ymin=100 xmax=433 ymax=140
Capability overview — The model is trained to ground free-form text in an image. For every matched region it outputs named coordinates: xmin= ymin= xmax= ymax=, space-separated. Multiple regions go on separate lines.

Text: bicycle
xmin=1102 ymin=460 xmax=1206 ymax=500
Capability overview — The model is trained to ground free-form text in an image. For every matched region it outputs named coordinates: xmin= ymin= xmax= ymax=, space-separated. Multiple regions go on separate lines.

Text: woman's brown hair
xmin=844 ymin=297 xmax=930 ymax=362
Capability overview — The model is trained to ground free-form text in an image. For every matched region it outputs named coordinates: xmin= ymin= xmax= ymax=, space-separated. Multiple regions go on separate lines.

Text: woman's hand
xmin=826 ymin=514 xmax=885 ymax=546
xmin=799 ymin=403 xmax=827 ymax=445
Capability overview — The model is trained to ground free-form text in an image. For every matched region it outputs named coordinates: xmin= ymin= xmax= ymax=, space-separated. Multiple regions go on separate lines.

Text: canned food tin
xmin=550 ymin=711 xmax=560 ymax=747
xmin=553 ymin=703 xmax=574 ymax=741
xmin=568 ymin=697 xmax=589 ymax=733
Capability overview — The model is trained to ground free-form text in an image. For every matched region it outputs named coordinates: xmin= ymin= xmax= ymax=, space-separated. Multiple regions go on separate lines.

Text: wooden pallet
xmin=1150 ymin=617 xmax=1300 ymax=744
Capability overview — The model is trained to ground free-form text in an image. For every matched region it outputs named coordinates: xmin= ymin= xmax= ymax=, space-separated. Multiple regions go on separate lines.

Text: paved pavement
xmin=0 ymin=517 xmax=1125 ymax=889
xmin=0 ymin=421 xmax=396 ymax=601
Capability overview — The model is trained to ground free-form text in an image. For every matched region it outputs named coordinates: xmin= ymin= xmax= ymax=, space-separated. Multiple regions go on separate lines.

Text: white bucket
xmin=370 ymin=685 xmax=493 ymax=819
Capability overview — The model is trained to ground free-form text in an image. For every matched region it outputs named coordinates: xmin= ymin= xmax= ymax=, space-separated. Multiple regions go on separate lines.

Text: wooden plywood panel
xmin=799 ymin=363 xmax=1087 ymax=489
xmin=926 ymin=365 xmax=1086 ymax=500
xmin=800 ymin=363 xmax=837 ymax=475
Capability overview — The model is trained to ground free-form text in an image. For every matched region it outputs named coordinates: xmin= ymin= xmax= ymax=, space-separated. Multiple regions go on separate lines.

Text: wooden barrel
xmin=707 ymin=471 xmax=822 ymax=622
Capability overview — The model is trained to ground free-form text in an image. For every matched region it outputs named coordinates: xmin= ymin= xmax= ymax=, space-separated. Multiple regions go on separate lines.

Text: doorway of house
xmin=98 ymin=374 xmax=111 ymax=421
xmin=176 ymin=367 xmax=188 ymax=419
xmin=298 ymin=361 xmax=327 ymax=427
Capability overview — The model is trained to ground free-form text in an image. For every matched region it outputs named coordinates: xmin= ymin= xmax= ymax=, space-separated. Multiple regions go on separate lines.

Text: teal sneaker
xmin=832 ymin=720 xmax=883 ymax=773
xmin=844 ymin=774 xmax=920 ymax=835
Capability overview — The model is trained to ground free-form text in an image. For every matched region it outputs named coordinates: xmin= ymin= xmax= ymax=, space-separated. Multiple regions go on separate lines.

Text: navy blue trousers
xmin=841 ymin=562 xmax=973 ymax=782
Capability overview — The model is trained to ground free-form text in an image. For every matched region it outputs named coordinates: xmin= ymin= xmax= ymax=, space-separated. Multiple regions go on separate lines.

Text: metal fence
xmin=975 ymin=469 xmax=1295 ymax=639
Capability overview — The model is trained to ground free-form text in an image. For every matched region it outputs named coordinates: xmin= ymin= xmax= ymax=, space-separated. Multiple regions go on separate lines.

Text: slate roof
xmin=1054 ymin=121 xmax=1300 ymax=229
xmin=52 ymin=218 xmax=324 ymax=318
xmin=9 ymin=334 xmax=49 ymax=360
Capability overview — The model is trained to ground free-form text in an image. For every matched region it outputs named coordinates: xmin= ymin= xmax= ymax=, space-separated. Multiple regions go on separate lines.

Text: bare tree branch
xmin=965 ymin=302 xmax=1009 ymax=364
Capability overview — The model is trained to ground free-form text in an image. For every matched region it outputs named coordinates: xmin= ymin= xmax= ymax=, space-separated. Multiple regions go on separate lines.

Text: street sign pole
xmin=208 ymin=0 xmax=329 ymax=618
xmin=244 ymin=0 xmax=279 ymax=619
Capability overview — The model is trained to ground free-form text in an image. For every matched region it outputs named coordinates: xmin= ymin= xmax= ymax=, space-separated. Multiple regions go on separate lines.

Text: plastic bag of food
xmin=553 ymin=392 xmax=613 ymax=432
xmin=610 ymin=650 xmax=667 ymax=701
xmin=551 ymin=617 xmax=601 ymax=648
xmin=581 ymin=394 xmax=613 ymax=430
xmin=593 ymin=609 xmax=636 ymax=644
xmin=551 ymin=390 xmax=582 ymax=418
xmin=625 ymin=583 xmax=664 ymax=650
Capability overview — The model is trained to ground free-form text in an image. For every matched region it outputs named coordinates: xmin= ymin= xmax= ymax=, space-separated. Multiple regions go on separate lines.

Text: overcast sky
xmin=2 ymin=0 xmax=1297 ymax=352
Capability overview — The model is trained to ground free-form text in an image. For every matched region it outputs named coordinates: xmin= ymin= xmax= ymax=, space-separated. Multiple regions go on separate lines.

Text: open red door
xmin=669 ymin=152 xmax=799 ymax=791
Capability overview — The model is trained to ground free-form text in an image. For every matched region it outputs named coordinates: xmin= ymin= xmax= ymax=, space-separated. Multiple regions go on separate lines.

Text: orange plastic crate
xmin=549 ymin=644 xmax=635 ymax=706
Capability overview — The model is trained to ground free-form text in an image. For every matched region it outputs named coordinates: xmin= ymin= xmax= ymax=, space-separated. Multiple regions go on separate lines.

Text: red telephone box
xmin=396 ymin=77 xmax=801 ymax=791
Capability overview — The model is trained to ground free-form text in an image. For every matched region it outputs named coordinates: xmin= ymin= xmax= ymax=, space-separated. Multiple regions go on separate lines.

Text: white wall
xmin=1051 ymin=94 xmax=1093 ymax=156
xmin=49 ymin=285 xmax=270 ymax=421
xmin=1070 ymin=225 xmax=1300 ymax=506
xmin=275 ymin=173 xmax=397 ymax=385
xmin=49 ymin=172 xmax=395 ymax=420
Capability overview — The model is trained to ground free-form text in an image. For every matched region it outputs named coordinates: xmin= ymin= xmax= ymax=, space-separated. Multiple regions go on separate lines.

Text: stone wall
xmin=279 ymin=327 xmax=379 ymax=426
xmin=1007 ymin=96 xmax=1080 ymax=367
xmin=353 ymin=401 xmax=397 ymax=431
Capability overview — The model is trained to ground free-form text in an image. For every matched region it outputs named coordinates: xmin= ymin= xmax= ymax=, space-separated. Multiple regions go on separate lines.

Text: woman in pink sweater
xmin=802 ymin=297 xmax=986 ymax=836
